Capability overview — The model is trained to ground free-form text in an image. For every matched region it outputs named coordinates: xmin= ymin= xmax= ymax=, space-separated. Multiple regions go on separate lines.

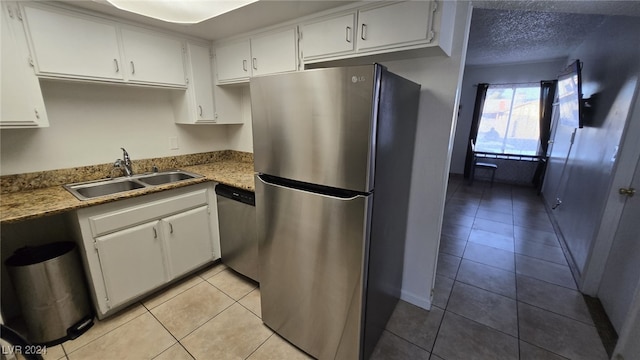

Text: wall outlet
xmin=169 ymin=136 xmax=179 ymax=150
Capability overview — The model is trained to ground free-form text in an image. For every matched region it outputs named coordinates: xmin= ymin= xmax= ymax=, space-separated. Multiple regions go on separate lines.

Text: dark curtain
xmin=532 ymin=80 xmax=557 ymax=190
xmin=464 ymin=83 xmax=489 ymax=178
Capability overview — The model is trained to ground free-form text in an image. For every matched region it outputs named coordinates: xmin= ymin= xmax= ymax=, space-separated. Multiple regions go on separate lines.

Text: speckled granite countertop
xmin=0 ymin=152 xmax=255 ymax=224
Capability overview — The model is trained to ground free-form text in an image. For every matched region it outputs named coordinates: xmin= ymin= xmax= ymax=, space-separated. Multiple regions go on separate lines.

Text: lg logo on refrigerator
xmin=351 ymin=76 xmax=366 ymax=83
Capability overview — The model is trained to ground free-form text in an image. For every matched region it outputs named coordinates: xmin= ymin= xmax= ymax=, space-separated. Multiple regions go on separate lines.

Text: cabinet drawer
xmin=89 ymin=189 xmax=208 ymax=237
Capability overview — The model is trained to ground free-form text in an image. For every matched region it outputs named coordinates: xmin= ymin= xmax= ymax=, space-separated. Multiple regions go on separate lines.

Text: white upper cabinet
xmin=300 ymin=13 xmax=356 ymax=61
xmin=215 ymin=27 xmax=297 ymax=84
xmin=1 ymin=2 xmax=48 ymax=128
xmin=250 ymin=28 xmax=297 ymax=77
xmin=120 ymin=27 xmax=186 ymax=87
xmin=174 ymin=42 xmax=217 ymax=124
xmin=22 ymin=4 xmax=123 ymax=81
xmin=298 ymin=1 xmax=450 ymax=64
xmin=188 ymin=43 xmax=215 ymax=122
xmin=356 ymin=1 xmax=433 ymax=52
xmin=215 ymin=39 xmax=251 ymax=83
xmin=21 ymin=3 xmax=186 ymax=88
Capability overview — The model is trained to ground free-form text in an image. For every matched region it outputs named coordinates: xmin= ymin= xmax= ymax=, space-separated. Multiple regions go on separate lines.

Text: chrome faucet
xmin=116 ymin=147 xmax=133 ymax=177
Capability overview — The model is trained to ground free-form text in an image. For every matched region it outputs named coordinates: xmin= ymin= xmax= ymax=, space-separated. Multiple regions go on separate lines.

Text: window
xmin=475 ymin=84 xmax=541 ymax=155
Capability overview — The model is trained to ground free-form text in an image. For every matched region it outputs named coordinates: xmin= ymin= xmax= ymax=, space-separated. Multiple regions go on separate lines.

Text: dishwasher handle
xmin=215 ymin=184 xmax=255 ymax=206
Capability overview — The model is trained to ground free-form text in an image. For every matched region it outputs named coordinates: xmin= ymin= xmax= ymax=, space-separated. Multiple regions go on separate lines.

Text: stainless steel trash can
xmin=5 ymin=242 xmax=93 ymax=345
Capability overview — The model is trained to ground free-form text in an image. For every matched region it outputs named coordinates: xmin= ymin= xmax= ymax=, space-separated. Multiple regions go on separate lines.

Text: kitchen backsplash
xmin=1 ymin=150 xmax=253 ymax=194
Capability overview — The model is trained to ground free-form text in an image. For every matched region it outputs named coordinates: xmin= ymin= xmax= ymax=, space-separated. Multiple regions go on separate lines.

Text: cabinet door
xmin=162 ymin=206 xmax=214 ymax=278
xmin=187 ymin=43 xmax=215 ymax=122
xmin=215 ymin=39 xmax=251 ymax=83
xmin=95 ymin=221 xmax=168 ymax=309
xmin=1 ymin=2 xmax=48 ymax=128
xmin=301 ymin=14 xmax=356 ymax=60
xmin=22 ymin=4 xmax=122 ymax=80
xmin=250 ymin=28 xmax=297 ymax=77
xmin=121 ymin=27 xmax=186 ymax=87
xmin=356 ymin=1 xmax=432 ymax=52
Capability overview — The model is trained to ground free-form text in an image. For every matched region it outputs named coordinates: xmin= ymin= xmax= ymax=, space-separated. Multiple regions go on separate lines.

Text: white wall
xmin=381 ymin=0 xmax=472 ymax=309
xmin=543 ymin=15 xmax=640 ymax=281
xmin=226 ymin=86 xmax=254 ymax=152
xmin=0 ymin=80 xmax=231 ymax=175
xmin=451 ymin=59 xmax=566 ymax=174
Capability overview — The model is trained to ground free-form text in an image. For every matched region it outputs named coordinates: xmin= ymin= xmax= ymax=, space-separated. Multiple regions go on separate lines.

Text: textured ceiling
xmin=473 ymin=0 xmax=640 ymax=17
xmin=467 ymin=1 xmax=640 ymax=66
xmin=466 ymin=9 xmax=607 ymax=66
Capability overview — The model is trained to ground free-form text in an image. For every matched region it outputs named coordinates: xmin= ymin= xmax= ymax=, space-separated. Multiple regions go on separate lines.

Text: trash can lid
xmin=5 ymin=241 xmax=76 ymax=267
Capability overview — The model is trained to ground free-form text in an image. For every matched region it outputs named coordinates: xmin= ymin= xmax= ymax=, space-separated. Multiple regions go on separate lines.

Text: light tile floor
xmin=11 ymin=177 xmax=611 ymax=360
xmin=370 ymin=177 xmax=610 ymax=360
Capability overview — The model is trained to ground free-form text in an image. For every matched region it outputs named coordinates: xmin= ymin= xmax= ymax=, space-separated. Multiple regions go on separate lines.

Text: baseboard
xmin=400 ymin=289 xmax=432 ymax=310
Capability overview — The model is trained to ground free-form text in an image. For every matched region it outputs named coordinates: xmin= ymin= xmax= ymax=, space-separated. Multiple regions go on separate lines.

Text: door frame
xmin=580 ymin=77 xmax=640 ymax=295
xmin=613 ymin=283 xmax=640 ymax=358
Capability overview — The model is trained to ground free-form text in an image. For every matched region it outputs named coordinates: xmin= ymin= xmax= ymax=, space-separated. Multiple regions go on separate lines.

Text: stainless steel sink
xmin=137 ymin=171 xmax=197 ymax=186
xmin=64 ymin=170 xmax=203 ymax=200
xmin=73 ymin=180 xmax=145 ymax=199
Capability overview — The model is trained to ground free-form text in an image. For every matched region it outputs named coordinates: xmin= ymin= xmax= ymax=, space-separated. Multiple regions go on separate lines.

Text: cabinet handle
xmin=130 ymin=61 xmax=135 ymax=74
xmin=346 ymin=26 xmax=352 ymax=43
xmin=361 ymin=24 xmax=367 ymax=40
xmin=198 ymin=105 xmax=203 ymax=117
xmin=242 ymin=59 xmax=247 ymax=72
xmin=169 ymin=223 xmax=174 ymax=234
xmin=153 ymin=227 xmax=157 ymax=238
xmin=113 ymin=59 xmax=119 ymax=73
xmin=252 ymin=57 xmax=257 ymax=70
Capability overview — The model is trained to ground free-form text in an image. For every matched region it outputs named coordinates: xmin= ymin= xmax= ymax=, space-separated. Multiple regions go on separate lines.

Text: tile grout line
xmin=243 ymin=332 xmax=276 ymax=360
xmin=510 ymin=186 xmax=523 ymax=360
xmin=61 ymin=305 xmax=149 ymax=358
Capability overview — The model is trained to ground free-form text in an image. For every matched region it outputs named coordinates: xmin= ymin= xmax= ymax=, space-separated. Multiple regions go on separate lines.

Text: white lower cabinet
xmin=95 ymin=220 xmax=168 ymax=309
xmin=72 ymin=184 xmax=220 ymax=318
xmin=162 ymin=206 xmax=214 ymax=278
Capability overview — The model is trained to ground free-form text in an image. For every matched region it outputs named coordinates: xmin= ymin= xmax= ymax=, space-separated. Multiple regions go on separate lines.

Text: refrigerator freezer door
xmin=251 ymin=65 xmax=379 ymax=193
xmin=256 ymin=175 xmax=370 ymax=359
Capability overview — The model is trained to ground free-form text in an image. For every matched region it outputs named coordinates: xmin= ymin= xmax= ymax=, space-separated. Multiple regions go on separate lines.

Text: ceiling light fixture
xmin=103 ymin=0 xmax=259 ymax=24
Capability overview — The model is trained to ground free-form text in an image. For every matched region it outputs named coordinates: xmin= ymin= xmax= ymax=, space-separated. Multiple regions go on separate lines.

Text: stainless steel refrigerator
xmin=251 ymin=64 xmax=420 ymax=360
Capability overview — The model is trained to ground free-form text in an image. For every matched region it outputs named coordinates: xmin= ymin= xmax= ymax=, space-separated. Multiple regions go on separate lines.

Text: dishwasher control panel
xmin=215 ymin=184 xmax=255 ymax=206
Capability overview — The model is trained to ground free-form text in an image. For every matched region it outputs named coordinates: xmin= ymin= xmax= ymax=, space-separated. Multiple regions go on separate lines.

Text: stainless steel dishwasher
xmin=215 ymin=184 xmax=258 ymax=282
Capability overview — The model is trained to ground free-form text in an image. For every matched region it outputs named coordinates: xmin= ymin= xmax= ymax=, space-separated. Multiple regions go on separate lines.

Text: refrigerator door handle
xmin=257 ymin=175 xmax=367 ymax=201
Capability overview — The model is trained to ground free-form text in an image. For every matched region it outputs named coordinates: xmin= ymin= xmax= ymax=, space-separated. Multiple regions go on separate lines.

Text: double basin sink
xmin=64 ymin=170 xmax=202 ymax=201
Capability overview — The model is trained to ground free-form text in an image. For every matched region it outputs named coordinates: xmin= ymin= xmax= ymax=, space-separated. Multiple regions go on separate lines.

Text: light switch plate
xmin=169 ymin=136 xmax=179 ymax=150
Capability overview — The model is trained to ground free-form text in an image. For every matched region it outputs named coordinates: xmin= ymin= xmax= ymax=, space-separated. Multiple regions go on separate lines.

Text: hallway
xmin=371 ymin=176 xmax=611 ymax=359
